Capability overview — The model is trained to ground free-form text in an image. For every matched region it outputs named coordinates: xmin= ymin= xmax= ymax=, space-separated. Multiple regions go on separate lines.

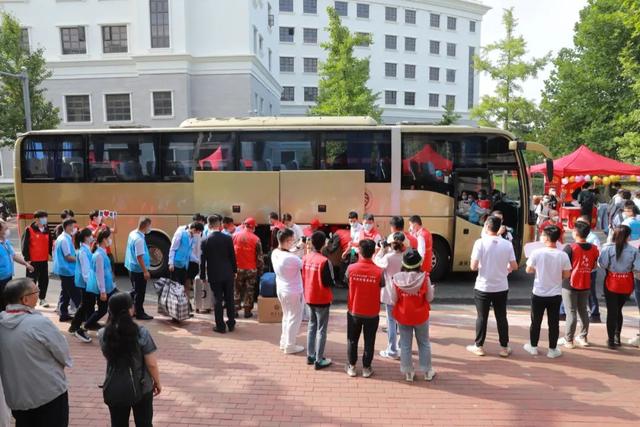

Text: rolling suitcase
xmin=194 ymin=277 xmax=212 ymax=313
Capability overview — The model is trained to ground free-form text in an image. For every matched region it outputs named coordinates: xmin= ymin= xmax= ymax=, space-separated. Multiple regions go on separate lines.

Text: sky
xmin=478 ymin=0 xmax=589 ymax=102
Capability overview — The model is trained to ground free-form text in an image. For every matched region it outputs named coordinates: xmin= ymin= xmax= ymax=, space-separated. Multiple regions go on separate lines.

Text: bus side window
xmin=321 ymin=131 xmax=391 ymax=183
xmin=162 ymin=133 xmax=198 ymax=181
xmin=401 ymin=134 xmax=453 ymax=194
xmin=88 ymin=134 xmax=160 ymax=182
xmin=195 ymin=132 xmax=234 ymax=172
xmin=239 ymin=132 xmax=315 ymax=172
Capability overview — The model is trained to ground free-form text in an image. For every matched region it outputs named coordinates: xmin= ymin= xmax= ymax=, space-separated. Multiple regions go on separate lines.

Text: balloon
xmin=622 ymin=175 xmax=630 ymax=181
xmin=569 ymin=176 xmax=575 ymax=183
xmin=603 ymin=177 xmax=611 ymax=185
xmin=593 ymin=176 xmax=601 ymax=184
xmin=636 ymin=176 xmax=640 ymax=182
xmin=561 ymin=177 xmax=569 ymax=185
xmin=630 ymin=176 xmax=637 ymax=182
xmin=575 ymin=176 xmax=584 ymax=183
xmin=435 ymin=170 xmax=443 ymax=177
xmin=584 ymin=175 xmax=591 ymax=182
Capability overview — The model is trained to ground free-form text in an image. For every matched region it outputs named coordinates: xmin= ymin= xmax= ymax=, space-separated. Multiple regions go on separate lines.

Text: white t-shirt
xmin=471 ymin=236 xmax=516 ymax=293
xmin=271 ymin=249 xmax=303 ymax=295
xmin=526 ymin=247 xmax=571 ymax=297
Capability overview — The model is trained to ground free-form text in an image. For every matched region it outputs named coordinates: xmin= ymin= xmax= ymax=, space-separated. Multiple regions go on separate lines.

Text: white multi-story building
xmin=277 ymin=0 xmax=490 ymax=123
xmin=0 ymin=0 xmax=282 ymax=128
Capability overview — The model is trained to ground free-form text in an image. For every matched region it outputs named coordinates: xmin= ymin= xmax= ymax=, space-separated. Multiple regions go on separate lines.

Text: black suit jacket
xmin=200 ymin=231 xmax=237 ymax=283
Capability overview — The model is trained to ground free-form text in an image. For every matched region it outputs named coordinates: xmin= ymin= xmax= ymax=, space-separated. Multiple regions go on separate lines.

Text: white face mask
xmin=363 ymin=223 xmax=373 ymax=232
xmin=38 ymin=217 xmax=48 ymax=226
xmin=3 ymin=229 xmax=9 ymax=239
xmin=551 ymin=216 xmax=560 ymax=222
xmin=144 ymin=228 xmax=151 ymax=235
xmin=107 ymin=238 xmax=113 ymax=247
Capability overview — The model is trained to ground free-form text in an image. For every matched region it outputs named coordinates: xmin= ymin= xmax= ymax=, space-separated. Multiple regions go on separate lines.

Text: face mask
xmin=3 ymin=229 xmax=9 ymax=239
xmin=107 ymin=238 xmax=113 ymax=247
xmin=71 ymin=228 xmax=78 ymax=235
xmin=552 ymin=216 xmax=559 ymax=222
xmin=363 ymin=223 xmax=373 ymax=232
xmin=462 ymin=196 xmax=468 ymax=200
xmin=144 ymin=228 xmax=151 ymax=235
xmin=38 ymin=217 xmax=48 ymax=226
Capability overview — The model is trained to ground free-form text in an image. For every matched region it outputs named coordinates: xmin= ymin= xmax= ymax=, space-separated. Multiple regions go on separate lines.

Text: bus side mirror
xmin=545 ymin=158 xmax=554 ymax=183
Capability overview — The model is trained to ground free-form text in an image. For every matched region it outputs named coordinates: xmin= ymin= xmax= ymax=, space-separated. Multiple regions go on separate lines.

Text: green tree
xmin=309 ymin=7 xmax=382 ymax=122
xmin=471 ymin=8 xmax=550 ymax=139
xmin=0 ymin=13 xmax=59 ymax=146
xmin=438 ymin=100 xmax=461 ymax=125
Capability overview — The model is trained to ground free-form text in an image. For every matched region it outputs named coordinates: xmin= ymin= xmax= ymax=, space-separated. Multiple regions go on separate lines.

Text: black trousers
xmin=70 ymin=289 xmax=97 ymax=331
xmin=604 ymin=286 xmax=630 ymax=343
xmin=59 ymin=276 xmax=81 ymax=319
xmin=211 ymin=279 xmax=235 ymax=329
xmin=530 ymin=294 xmax=562 ymax=348
xmin=0 ymin=276 xmax=11 ymax=311
xmin=12 ymin=391 xmax=69 ymax=427
xmin=27 ymin=261 xmax=49 ymax=300
xmin=85 ymin=290 xmax=116 ymax=327
xmin=474 ymin=289 xmax=509 ymax=347
xmin=129 ymin=271 xmax=148 ymax=316
xmin=108 ymin=391 xmax=153 ymax=427
xmin=170 ymin=267 xmax=188 ymax=287
xmin=347 ymin=312 xmax=379 ymax=368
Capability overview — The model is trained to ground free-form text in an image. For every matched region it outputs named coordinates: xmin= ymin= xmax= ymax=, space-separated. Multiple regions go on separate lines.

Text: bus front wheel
xmin=146 ymin=233 xmax=170 ymax=279
xmin=430 ymin=237 xmax=450 ymax=282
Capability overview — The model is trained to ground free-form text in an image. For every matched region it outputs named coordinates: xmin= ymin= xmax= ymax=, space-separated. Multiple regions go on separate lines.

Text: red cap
xmin=310 ymin=218 xmax=321 ymax=229
xmin=244 ymin=217 xmax=257 ymax=228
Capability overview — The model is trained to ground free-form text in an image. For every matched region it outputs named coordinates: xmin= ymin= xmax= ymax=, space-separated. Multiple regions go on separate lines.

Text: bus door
xmin=451 ymin=169 xmax=490 ymax=271
xmin=489 ymin=166 xmax=523 ymax=262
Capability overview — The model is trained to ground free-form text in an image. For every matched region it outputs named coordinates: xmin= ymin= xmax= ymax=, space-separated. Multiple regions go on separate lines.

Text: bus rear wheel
xmin=430 ymin=237 xmax=450 ymax=282
xmin=146 ymin=233 xmax=170 ymax=279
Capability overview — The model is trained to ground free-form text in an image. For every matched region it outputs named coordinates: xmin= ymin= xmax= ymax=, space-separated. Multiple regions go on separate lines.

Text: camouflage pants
xmin=235 ymin=269 xmax=257 ymax=311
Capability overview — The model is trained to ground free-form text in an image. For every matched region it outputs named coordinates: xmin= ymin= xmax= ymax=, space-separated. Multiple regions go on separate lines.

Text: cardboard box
xmin=258 ymin=296 xmax=283 ymax=323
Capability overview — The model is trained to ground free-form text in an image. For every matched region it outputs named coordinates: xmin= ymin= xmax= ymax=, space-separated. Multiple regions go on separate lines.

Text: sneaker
xmin=84 ymin=322 xmax=104 ymax=331
xmin=607 ymin=340 xmax=617 ymax=349
xmin=627 ymin=335 xmax=640 ymax=347
xmin=39 ymin=299 xmax=50 ymax=308
xmin=499 ymin=346 xmax=512 ymax=357
xmin=614 ymin=335 xmax=622 ymax=347
xmin=466 ymin=344 xmax=485 ymax=357
xmin=558 ymin=338 xmax=575 ymax=349
xmin=345 ymin=364 xmax=357 ymax=377
xmin=559 ymin=314 xmax=566 ymax=321
xmin=362 ymin=367 xmax=374 ymax=378
xmin=424 ymin=368 xmax=437 ymax=382
xmin=74 ymin=329 xmax=92 ymax=343
xmin=315 ymin=358 xmax=332 ymax=370
xmin=405 ymin=372 xmax=415 ymax=382
xmin=575 ymin=336 xmax=590 ymax=347
xmin=68 ymin=325 xmax=77 ymax=334
xmin=547 ymin=348 xmax=562 ymax=359
xmin=589 ymin=315 xmax=602 ymax=324
xmin=284 ymin=345 xmax=305 ymax=354
xmin=379 ymin=350 xmax=400 ymax=360
xmin=136 ymin=313 xmax=154 ymax=321
xmin=307 ymin=356 xmax=316 ymax=366
xmin=243 ymin=311 xmax=253 ymax=319
xmin=523 ymin=343 xmax=539 ymax=356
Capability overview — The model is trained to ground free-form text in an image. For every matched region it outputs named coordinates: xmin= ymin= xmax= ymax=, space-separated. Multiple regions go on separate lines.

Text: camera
xmin=301 ymin=236 xmax=307 ymax=243
xmin=378 ymin=240 xmax=390 ymax=248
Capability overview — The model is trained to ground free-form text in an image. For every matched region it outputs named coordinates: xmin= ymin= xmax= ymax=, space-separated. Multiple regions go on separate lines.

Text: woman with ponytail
xmin=68 ymin=228 xmax=95 ymax=342
xmin=99 ymin=292 xmax=160 ymax=426
xmin=84 ymin=228 xmax=116 ymax=329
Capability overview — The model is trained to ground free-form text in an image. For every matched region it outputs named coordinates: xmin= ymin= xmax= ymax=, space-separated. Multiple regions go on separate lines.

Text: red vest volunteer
xmin=302 ymin=250 xmax=333 ymax=305
xmin=412 ymin=227 xmax=433 ymax=273
xmin=347 ymin=258 xmax=384 ymax=317
xmin=233 ymin=222 xmax=261 ymax=271
xmin=392 ymin=274 xmax=431 ymax=326
xmin=22 ymin=222 xmax=51 ymax=263
xmin=564 ymin=243 xmax=599 ymax=290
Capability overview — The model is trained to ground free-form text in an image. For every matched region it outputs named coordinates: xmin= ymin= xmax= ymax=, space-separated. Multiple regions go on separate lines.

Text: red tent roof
xmin=529 ymin=145 xmax=640 ymax=177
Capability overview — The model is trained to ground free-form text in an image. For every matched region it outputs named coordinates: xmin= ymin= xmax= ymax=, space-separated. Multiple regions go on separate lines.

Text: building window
xmin=429 ymin=67 xmax=440 ymax=81
xmin=279 ymin=26 xmax=294 ymax=42
xmin=279 ymin=0 xmax=293 ymax=12
xmin=150 ymin=0 xmax=170 ymax=48
xmin=384 ymin=62 xmax=397 ymax=78
xmin=470 ymin=20 xmax=477 ymax=32
xmin=356 ymin=3 xmax=369 ymax=18
xmin=430 ymin=13 xmax=440 ymax=28
xmin=404 ymin=92 xmax=415 ymax=106
xmin=65 ymin=95 xmax=91 ymax=122
xmin=105 ymin=94 xmax=132 ymax=121
xmin=446 ymin=95 xmax=456 ymax=108
xmin=281 ymin=86 xmax=295 ymax=101
xmin=304 ymin=87 xmax=318 ymax=102
xmin=60 ymin=26 xmax=86 ymax=55
xmin=152 ymin=91 xmax=173 ymax=117
xmin=385 ymin=90 xmax=397 ymax=105
xmin=405 ymin=64 xmax=416 ymax=79
xmin=20 ymin=28 xmax=30 ymax=52
xmin=259 ymin=35 xmax=264 ymax=54
xmin=253 ymin=27 xmax=258 ymax=53
xmin=446 ymin=69 xmax=456 ymax=83
xmin=304 ymin=57 xmax=318 ymax=73
xmin=428 ymin=93 xmax=439 ymax=108
xmin=268 ymin=49 xmax=272 ymax=71
xmin=268 ymin=3 xmax=274 ymax=27
xmin=303 ymin=0 xmax=317 ymax=14
xmin=334 ymin=1 xmax=348 ymax=16
xmin=385 ymin=35 xmax=397 ymax=50
xmin=355 ymin=32 xmax=370 ymax=47
xmin=385 ymin=7 xmax=397 ymax=22
xmin=303 ymin=28 xmax=318 ymax=44
xmin=447 ymin=43 xmax=457 ymax=57
xmin=102 ymin=25 xmax=128 ymax=53
xmin=405 ymin=37 xmax=416 ymax=52
xmin=468 ymin=46 xmax=476 ymax=109
xmin=429 ymin=40 xmax=440 ymax=55
xmin=405 ymin=9 xmax=416 ymax=24
xmin=447 ymin=16 xmax=457 ymax=31
xmin=280 ymin=56 xmax=294 ymax=72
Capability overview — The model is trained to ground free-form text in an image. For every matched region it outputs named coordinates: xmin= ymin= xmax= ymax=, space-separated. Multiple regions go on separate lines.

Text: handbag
xmin=102 ymin=344 xmax=147 ymax=407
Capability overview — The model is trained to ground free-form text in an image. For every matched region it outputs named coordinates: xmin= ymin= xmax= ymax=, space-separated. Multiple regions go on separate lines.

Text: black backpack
xmin=102 ymin=345 xmax=147 ymax=407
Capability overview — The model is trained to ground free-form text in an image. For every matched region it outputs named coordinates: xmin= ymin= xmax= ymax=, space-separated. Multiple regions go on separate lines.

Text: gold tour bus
xmin=14 ymin=116 xmax=552 ymax=281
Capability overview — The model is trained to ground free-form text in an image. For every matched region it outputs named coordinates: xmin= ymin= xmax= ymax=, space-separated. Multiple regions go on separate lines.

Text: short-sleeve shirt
xmin=471 ymin=236 xmax=516 ymax=293
xmin=134 ymin=232 xmax=146 ymax=257
xmin=526 ymin=247 xmax=571 ymax=297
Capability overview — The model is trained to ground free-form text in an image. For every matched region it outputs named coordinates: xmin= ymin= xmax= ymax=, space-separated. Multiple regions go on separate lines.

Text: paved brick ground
xmin=34 ymin=301 xmax=640 ymax=427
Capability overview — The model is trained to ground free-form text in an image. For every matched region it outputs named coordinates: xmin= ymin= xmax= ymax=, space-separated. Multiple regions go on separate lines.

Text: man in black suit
xmin=200 ymin=215 xmax=238 ymax=333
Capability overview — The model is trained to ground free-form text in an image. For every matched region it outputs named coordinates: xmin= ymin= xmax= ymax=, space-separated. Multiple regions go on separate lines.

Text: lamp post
xmin=0 ymin=66 xmax=31 ymax=131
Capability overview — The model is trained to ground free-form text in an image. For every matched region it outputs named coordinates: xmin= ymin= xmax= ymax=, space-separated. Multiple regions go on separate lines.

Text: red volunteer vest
xmin=414 ymin=227 xmax=433 ymax=273
xmin=335 ymin=229 xmax=352 ymax=252
xmin=569 ymin=243 xmax=599 ymax=290
xmin=233 ymin=230 xmax=260 ymax=270
xmin=302 ymin=251 xmax=333 ymax=305
xmin=347 ymin=259 xmax=383 ymax=317
xmin=27 ymin=226 xmax=50 ymax=262
xmin=404 ymin=232 xmax=418 ymax=249
xmin=392 ymin=276 xmax=430 ymax=326
xmin=356 ymin=228 xmax=382 ymax=244
xmin=605 ymin=271 xmax=635 ymax=294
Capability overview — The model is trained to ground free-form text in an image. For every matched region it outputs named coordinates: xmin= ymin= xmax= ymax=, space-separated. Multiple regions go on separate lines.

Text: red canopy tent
xmin=402 ymin=144 xmax=453 ymax=175
xmin=529 ymin=144 xmax=640 ymax=177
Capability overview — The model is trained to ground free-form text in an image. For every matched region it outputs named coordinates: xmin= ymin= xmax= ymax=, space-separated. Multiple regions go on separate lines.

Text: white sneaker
xmin=39 ymin=299 xmax=50 ymax=308
xmin=424 ymin=368 xmax=437 ymax=382
xmin=499 ymin=346 xmax=512 ymax=357
xmin=547 ymin=348 xmax=562 ymax=359
xmin=362 ymin=367 xmax=374 ymax=378
xmin=284 ymin=345 xmax=305 ymax=354
xmin=558 ymin=338 xmax=575 ymax=349
xmin=345 ymin=364 xmax=357 ymax=377
xmin=627 ymin=335 xmax=640 ymax=347
xmin=523 ymin=343 xmax=539 ymax=356
xmin=466 ymin=344 xmax=485 ymax=356
xmin=575 ymin=336 xmax=590 ymax=347
xmin=379 ymin=350 xmax=400 ymax=360
xmin=405 ymin=372 xmax=415 ymax=382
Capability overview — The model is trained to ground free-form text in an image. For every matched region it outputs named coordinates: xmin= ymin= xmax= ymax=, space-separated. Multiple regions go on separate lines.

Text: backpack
xmin=102 ymin=345 xmax=147 ymax=407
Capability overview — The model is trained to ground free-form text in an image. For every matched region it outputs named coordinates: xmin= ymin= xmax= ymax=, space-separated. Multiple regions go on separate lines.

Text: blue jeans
xmin=399 ymin=320 xmax=432 ymax=374
xmin=589 ymin=271 xmax=600 ymax=317
xmin=307 ymin=305 xmax=330 ymax=361
xmin=385 ymin=304 xmax=399 ymax=356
